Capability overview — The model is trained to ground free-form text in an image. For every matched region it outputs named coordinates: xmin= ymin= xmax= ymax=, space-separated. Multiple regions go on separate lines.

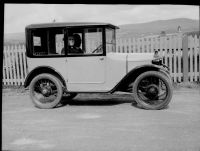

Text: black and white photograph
xmin=2 ymin=4 xmax=200 ymax=151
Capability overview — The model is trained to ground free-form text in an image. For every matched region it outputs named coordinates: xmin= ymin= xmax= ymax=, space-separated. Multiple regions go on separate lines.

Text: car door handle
xmin=99 ymin=57 xmax=104 ymax=60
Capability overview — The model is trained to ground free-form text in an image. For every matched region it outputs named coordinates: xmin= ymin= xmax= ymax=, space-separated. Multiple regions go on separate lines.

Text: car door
xmin=66 ymin=56 xmax=105 ymax=83
xmin=65 ymin=27 xmax=106 ymax=84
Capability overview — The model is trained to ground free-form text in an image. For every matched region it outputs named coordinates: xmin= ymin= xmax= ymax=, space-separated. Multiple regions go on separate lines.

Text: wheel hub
xmin=146 ymin=84 xmax=159 ymax=99
xmin=41 ymin=86 xmax=52 ymax=96
xmin=42 ymin=88 xmax=48 ymax=95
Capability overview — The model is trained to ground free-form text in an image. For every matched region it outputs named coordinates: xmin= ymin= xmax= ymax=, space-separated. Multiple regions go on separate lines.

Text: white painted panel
xmin=66 ymin=56 xmax=105 ymax=83
xmin=27 ymin=57 xmax=67 ymax=82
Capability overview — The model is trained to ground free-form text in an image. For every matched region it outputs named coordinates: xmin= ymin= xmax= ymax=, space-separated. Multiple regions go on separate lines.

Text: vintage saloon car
xmin=24 ymin=22 xmax=173 ymax=110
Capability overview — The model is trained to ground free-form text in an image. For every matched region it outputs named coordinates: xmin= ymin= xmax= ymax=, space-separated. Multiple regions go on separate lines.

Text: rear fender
xmin=24 ymin=66 xmax=66 ymax=88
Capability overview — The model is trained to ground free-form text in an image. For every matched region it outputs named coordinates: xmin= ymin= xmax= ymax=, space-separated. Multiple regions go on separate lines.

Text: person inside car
xmin=61 ymin=34 xmax=83 ymax=54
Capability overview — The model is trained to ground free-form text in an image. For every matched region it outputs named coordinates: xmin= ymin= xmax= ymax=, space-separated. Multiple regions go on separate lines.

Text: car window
xmin=32 ymin=30 xmax=47 ymax=56
xmin=56 ymin=33 xmax=64 ymax=55
xmin=32 ymin=28 xmax=65 ymax=56
xmin=66 ymin=32 xmax=83 ymax=55
xmin=84 ymin=28 xmax=103 ymax=55
xmin=67 ymin=28 xmax=103 ymax=56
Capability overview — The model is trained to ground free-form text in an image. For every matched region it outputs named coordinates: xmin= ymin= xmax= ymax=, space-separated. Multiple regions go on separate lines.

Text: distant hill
xmin=4 ymin=18 xmax=199 ymax=46
xmin=116 ymin=18 xmax=199 ymax=38
xmin=4 ymin=32 xmax=26 ymax=46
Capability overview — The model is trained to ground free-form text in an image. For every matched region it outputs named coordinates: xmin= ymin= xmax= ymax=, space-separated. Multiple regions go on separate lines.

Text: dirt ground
xmin=2 ymin=86 xmax=200 ymax=151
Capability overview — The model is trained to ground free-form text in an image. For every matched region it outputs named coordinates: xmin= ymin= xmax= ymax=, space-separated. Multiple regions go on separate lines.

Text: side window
xmin=67 ymin=31 xmax=83 ymax=55
xmin=32 ymin=30 xmax=48 ymax=56
xmin=56 ymin=34 xmax=64 ymax=55
xmin=48 ymin=29 xmax=65 ymax=56
xmin=32 ymin=28 xmax=65 ymax=56
xmin=85 ymin=28 xmax=103 ymax=54
xmin=33 ymin=36 xmax=41 ymax=46
xmin=66 ymin=28 xmax=103 ymax=56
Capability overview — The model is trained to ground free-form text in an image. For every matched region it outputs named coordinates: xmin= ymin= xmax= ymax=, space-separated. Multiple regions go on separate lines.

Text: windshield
xmin=106 ymin=28 xmax=116 ymax=53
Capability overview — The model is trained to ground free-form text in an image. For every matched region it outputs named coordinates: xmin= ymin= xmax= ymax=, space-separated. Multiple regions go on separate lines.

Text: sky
xmin=4 ymin=4 xmax=199 ymax=34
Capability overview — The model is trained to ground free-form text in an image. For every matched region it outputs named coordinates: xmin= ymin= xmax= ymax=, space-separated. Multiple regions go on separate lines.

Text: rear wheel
xmin=29 ymin=73 xmax=63 ymax=109
xmin=132 ymin=71 xmax=173 ymax=110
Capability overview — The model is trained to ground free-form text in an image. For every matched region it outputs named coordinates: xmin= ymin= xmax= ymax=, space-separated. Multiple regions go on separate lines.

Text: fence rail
xmin=2 ymin=33 xmax=200 ymax=86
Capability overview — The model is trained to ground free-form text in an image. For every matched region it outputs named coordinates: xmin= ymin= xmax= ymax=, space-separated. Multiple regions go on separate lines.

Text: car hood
xmin=127 ymin=53 xmax=154 ymax=62
xmin=107 ymin=52 xmax=154 ymax=73
xmin=107 ymin=52 xmax=154 ymax=62
xmin=127 ymin=52 xmax=154 ymax=72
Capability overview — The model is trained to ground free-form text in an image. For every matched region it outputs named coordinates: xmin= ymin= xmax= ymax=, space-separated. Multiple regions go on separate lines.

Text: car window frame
xmin=26 ymin=25 xmax=111 ymax=58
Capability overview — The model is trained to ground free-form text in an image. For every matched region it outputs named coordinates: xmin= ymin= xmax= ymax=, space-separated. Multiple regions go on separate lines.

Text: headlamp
xmin=152 ymin=50 xmax=162 ymax=65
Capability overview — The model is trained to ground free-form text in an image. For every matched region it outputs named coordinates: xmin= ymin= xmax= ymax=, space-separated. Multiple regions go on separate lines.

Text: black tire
xmin=132 ymin=71 xmax=173 ymax=110
xmin=29 ymin=73 xmax=63 ymax=109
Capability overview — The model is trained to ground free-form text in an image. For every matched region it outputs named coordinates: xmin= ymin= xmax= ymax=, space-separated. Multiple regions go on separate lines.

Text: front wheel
xmin=29 ymin=73 xmax=63 ymax=109
xmin=132 ymin=71 xmax=173 ymax=110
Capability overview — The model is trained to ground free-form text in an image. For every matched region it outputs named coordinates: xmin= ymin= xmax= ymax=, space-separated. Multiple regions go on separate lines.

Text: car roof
xmin=26 ymin=22 xmax=119 ymax=29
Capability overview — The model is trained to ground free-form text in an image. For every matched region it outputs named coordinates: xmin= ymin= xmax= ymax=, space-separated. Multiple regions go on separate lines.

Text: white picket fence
xmin=3 ymin=45 xmax=27 ymax=86
xmin=116 ymin=34 xmax=200 ymax=83
xmin=2 ymin=33 xmax=200 ymax=86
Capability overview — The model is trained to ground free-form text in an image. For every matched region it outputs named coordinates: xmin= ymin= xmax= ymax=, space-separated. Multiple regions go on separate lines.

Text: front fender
xmin=136 ymin=64 xmax=172 ymax=81
xmin=110 ymin=64 xmax=171 ymax=93
xmin=151 ymin=63 xmax=172 ymax=83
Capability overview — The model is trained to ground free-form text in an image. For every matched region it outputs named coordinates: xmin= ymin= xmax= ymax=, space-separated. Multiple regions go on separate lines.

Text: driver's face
xmin=68 ymin=37 xmax=74 ymax=46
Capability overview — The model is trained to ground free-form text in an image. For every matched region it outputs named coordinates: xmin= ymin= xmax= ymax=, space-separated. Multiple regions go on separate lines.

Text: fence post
xmin=182 ymin=35 xmax=189 ymax=83
xmin=199 ymin=36 xmax=200 ymax=82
